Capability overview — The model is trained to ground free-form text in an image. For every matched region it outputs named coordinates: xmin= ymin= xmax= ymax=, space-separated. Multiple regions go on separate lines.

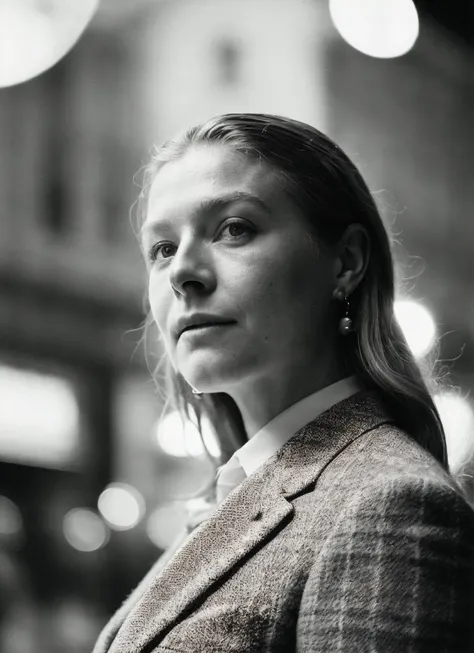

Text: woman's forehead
xmin=147 ymin=145 xmax=281 ymax=215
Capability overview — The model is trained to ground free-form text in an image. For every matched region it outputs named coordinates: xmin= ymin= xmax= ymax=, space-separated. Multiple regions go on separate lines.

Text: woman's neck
xmin=230 ymin=358 xmax=350 ymax=440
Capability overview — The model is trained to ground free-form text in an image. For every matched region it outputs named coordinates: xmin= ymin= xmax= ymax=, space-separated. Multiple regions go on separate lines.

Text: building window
xmin=42 ymin=58 xmax=69 ymax=236
xmin=0 ymin=362 xmax=82 ymax=469
xmin=215 ymin=39 xmax=242 ymax=86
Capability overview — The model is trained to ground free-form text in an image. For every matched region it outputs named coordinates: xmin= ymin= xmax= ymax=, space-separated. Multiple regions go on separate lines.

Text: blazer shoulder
xmin=333 ymin=420 xmax=471 ymax=509
xmin=360 ymin=421 xmax=453 ymax=476
xmin=299 ymin=440 xmax=474 ymax=652
xmin=336 ymin=466 xmax=474 ymax=562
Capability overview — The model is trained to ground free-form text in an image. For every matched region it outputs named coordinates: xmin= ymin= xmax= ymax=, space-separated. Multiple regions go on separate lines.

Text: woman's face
xmin=142 ymin=144 xmax=339 ymax=394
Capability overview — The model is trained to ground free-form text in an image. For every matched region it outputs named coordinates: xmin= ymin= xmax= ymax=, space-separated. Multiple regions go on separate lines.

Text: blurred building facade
xmin=0 ymin=0 xmax=473 ymax=649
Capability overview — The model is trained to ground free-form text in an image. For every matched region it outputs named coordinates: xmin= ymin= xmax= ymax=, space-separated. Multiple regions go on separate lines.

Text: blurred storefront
xmin=0 ymin=1 xmax=473 ymax=650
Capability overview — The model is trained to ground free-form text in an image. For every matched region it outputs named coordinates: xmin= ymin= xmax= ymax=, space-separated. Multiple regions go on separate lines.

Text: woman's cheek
xmin=148 ymin=278 xmax=170 ymax=335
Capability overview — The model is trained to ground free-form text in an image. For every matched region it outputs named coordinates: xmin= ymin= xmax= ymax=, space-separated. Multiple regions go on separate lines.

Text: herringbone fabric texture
xmin=93 ymin=390 xmax=474 ymax=653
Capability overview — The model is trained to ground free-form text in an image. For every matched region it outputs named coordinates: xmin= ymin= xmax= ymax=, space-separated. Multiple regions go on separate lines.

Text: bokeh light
xmin=0 ymin=495 xmax=23 ymax=538
xmin=0 ymin=364 xmax=80 ymax=468
xmin=434 ymin=393 xmax=474 ymax=473
xmin=97 ymin=483 xmax=145 ymax=531
xmin=146 ymin=498 xmax=215 ymax=550
xmin=146 ymin=503 xmax=189 ymax=550
xmin=63 ymin=508 xmax=109 ymax=552
xmin=394 ymin=299 xmax=437 ymax=358
xmin=0 ymin=0 xmax=100 ymax=88
xmin=329 ymin=0 xmax=419 ymax=59
xmin=155 ymin=409 xmax=220 ymax=458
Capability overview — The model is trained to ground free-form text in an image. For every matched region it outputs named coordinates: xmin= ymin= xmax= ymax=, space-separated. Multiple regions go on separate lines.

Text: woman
xmin=94 ymin=114 xmax=474 ymax=653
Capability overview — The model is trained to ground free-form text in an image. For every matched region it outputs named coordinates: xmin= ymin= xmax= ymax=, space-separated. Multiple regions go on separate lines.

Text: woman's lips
xmin=180 ymin=322 xmax=236 ymax=339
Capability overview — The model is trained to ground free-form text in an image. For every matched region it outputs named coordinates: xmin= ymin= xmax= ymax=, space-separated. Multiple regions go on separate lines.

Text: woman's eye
xmin=149 ymin=242 xmax=176 ymax=262
xmin=219 ymin=220 xmax=254 ymax=241
xmin=148 ymin=220 xmax=253 ymax=263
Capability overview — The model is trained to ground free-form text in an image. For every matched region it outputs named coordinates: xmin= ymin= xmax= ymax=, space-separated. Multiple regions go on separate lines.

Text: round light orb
xmin=155 ymin=409 xmax=221 ymax=458
xmin=63 ymin=508 xmax=109 ymax=552
xmin=0 ymin=0 xmax=100 ymax=88
xmin=394 ymin=299 xmax=437 ymax=358
xmin=434 ymin=393 xmax=474 ymax=473
xmin=329 ymin=0 xmax=419 ymax=59
xmin=0 ymin=495 xmax=23 ymax=537
xmin=146 ymin=503 xmax=188 ymax=550
xmin=97 ymin=483 xmax=145 ymax=531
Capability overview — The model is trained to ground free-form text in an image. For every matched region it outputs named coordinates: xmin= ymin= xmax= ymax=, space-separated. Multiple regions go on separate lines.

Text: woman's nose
xmin=168 ymin=245 xmax=216 ymax=297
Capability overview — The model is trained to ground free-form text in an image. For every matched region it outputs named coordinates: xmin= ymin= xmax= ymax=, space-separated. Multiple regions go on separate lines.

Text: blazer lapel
xmin=109 ymin=484 xmax=293 ymax=653
xmin=92 ymin=529 xmax=192 ymax=653
xmin=109 ymin=390 xmax=393 ymax=653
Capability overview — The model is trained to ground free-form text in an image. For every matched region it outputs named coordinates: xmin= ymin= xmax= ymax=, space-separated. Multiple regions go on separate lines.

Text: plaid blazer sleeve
xmin=297 ymin=475 xmax=474 ymax=652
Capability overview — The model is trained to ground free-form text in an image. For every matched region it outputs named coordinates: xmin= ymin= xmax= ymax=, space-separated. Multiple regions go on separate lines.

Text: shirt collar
xmin=232 ymin=375 xmax=363 ymax=477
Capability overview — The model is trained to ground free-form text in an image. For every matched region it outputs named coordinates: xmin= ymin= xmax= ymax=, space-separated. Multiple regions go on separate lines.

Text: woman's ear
xmin=334 ymin=224 xmax=370 ymax=293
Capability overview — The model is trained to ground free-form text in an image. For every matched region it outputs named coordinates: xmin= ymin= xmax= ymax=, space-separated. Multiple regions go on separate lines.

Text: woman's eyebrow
xmin=197 ymin=191 xmax=271 ymax=216
xmin=141 ymin=191 xmax=271 ymax=240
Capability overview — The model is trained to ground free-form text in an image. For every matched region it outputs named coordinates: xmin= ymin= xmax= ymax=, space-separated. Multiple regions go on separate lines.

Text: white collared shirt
xmin=222 ymin=376 xmax=362 ymax=480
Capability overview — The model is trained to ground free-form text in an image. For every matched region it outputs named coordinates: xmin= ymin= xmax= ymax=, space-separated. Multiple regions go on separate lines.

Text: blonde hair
xmin=137 ymin=113 xmax=448 ymax=472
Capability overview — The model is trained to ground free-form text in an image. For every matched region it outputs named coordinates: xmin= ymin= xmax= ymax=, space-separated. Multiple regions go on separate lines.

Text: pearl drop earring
xmin=333 ymin=287 xmax=354 ymax=336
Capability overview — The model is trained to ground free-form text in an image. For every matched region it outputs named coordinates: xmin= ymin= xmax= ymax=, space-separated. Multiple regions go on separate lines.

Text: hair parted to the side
xmin=136 ymin=113 xmax=448 ymax=474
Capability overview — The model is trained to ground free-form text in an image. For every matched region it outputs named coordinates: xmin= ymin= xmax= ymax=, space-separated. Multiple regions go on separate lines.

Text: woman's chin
xmin=180 ymin=365 xmax=238 ymax=396
xmin=177 ymin=345 xmax=260 ymax=394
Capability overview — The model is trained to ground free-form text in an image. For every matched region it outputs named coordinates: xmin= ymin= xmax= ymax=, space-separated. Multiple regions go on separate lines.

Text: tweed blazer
xmin=93 ymin=390 xmax=474 ymax=653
